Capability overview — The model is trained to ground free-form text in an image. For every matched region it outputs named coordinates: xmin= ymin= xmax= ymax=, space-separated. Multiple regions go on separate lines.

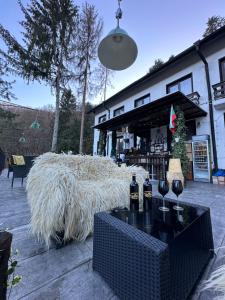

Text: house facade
xmin=91 ymin=26 xmax=225 ymax=181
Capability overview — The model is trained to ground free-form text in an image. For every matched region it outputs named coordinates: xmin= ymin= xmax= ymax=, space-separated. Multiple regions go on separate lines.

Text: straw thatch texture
xmin=167 ymin=158 xmax=184 ymax=187
xmin=26 ymin=153 xmax=146 ymax=247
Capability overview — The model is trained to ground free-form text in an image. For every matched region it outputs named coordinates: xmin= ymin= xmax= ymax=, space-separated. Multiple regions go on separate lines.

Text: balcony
xmin=186 ymin=92 xmax=200 ymax=105
xmin=213 ymin=81 xmax=225 ymax=99
xmin=212 ymin=81 xmax=225 ymax=109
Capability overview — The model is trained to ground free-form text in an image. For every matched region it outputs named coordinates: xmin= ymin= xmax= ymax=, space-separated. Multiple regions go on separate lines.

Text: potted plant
xmin=0 ymin=229 xmax=21 ymax=300
xmin=0 ymin=231 xmax=12 ymax=300
xmin=171 ymin=109 xmax=189 ymax=180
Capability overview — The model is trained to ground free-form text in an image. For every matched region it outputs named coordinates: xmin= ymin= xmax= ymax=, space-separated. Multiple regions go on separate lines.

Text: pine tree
xmin=0 ymin=57 xmax=15 ymax=101
xmin=58 ymin=101 xmax=94 ymax=154
xmin=83 ymin=102 xmax=94 ymax=154
xmin=0 ymin=107 xmax=16 ymax=127
xmin=203 ymin=16 xmax=225 ymax=37
xmin=171 ymin=110 xmax=189 ymax=177
xmin=0 ymin=0 xmax=78 ymax=152
xmin=58 ymin=88 xmax=77 ymax=152
xmin=60 ymin=89 xmax=77 ymax=113
xmin=76 ymin=2 xmax=103 ymax=154
xmin=98 ymin=130 xmax=107 ymax=156
xmin=148 ymin=59 xmax=164 ymax=73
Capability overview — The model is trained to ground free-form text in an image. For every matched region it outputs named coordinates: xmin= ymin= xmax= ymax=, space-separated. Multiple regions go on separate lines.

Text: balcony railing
xmin=186 ymin=92 xmax=200 ymax=105
xmin=212 ymin=81 xmax=225 ymax=100
xmin=126 ymin=154 xmax=171 ymax=180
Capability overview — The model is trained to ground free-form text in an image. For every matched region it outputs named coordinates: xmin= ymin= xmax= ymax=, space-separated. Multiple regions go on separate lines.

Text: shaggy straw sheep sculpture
xmin=203 ymin=262 xmax=225 ymax=299
xmin=26 ymin=153 xmax=146 ymax=247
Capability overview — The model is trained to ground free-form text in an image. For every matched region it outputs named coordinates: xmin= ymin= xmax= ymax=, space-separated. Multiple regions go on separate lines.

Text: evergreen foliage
xmin=0 ymin=107 xmax=16 ymax=122
xmin=83 ymin=102 xmax=94 ymax=154
xmin=168 ymin=55 xmax=175 ymax=62
xmin=0 ymin=57 xmax=15 ymax=101
xmin=148 ymin=59 xmax=164 ymax=73
xmin=58 ymin=88 xmax=77 ymax=152
xmin=76 ymin=2 xmax=103 ymax=153
xmin=58 ymin=94 xmax=94 ymax=154
xmin=0 ymin=0 xmax=79 ymax=152
xmin=148 ymin=55 xmax=175 ymax=74
xmin=60 ymin=88 xmax=77 ymax=113
xmin=203 ymin=16 xmax=225 ymax=37
xmin=171 ymin=109 xmax=189 ymax=177
xmin=98 ymin=130 xmax=106 ymax=156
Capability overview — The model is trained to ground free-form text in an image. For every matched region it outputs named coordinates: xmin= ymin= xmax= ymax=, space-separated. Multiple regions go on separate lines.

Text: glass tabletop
xmin=110 ymin=197 xmax=207 ymax=244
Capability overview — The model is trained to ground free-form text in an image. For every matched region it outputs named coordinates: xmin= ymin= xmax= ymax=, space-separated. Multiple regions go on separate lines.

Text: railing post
xmin=212 ymin=81 xmax=225 ymax=100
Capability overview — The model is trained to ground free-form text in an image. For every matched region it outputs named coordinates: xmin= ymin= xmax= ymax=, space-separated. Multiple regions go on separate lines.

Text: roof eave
xmin=89 ymin=25 xmax=225 ymax=115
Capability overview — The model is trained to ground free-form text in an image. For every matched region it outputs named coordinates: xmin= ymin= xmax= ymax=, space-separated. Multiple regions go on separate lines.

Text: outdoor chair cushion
xmin=26 ymin=153 xmax=146 ymax=247
xmin=12 ymin=155 xmax=25 ymax=166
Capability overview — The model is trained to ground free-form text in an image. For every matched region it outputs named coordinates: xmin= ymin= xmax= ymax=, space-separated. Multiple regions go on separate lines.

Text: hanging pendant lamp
xmin=30 ymin=120 xmax=41 ymax=129
xmin=19 ymin=133 xmax=26 ymax=144
xmin=98 ymin=0 xmax=138 ymax=71
xmin=30 ymin=110 xmax=41 ymax=129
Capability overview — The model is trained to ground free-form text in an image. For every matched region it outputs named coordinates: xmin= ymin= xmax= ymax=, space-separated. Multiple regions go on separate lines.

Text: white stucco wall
xmin=207 ymin=48 xmax=225 ymax=168
xmin=93 ymin=46 xmax=225 ymax=169
xmin=93 ymin=129 xmax=100 ymax=155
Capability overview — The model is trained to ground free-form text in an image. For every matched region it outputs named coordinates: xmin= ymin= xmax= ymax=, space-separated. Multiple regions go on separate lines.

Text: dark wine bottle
xmin=130 ymin=173 xmax=139 ymax=211
xmin=143 ymin=173 xmax=152 ymax=211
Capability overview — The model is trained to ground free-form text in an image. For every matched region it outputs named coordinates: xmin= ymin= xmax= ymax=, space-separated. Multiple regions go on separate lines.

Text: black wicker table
xmin=93 ymin=197 xmax=214 ymax=300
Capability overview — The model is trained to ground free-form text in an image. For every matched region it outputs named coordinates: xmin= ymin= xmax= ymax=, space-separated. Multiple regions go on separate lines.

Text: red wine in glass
xmin=158 ymin=180 xmax=169 ymax=212
xmin=172 ymin=180 xmax=184 ymax=211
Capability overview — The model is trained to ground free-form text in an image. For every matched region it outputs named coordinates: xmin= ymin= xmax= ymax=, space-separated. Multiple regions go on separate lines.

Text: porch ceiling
xmin=94 ymin=91 xmax=207 ymax=131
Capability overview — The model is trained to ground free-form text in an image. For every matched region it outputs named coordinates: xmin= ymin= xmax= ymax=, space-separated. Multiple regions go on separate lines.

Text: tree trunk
xmin=51 ymin=74 xmax=60 ymax=152
xmin=79 ymin=65 xmax=88 ymax=154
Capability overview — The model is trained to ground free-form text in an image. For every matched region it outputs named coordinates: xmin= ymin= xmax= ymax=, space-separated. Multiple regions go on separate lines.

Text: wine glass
xmin=158 ymin=180 xmax=169 ymax=212
xmin=172 ymin=180 xmax=184 ymax=211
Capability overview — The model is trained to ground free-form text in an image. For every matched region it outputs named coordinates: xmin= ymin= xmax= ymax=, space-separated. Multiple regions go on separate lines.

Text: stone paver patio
xmin=1 ymin=170 xmax=225 ymax=300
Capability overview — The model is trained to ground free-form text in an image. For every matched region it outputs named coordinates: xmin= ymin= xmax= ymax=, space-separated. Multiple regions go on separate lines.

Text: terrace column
xmin=107 ymin=131 xmax=112 ymax=157
xmin=98 ymin=130 xmax=107 ymax=156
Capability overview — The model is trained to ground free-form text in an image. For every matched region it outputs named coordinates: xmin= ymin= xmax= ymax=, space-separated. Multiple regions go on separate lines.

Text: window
xmin=134 ymin=94 xmax=150 ymax=108
xmin=167 ymin=74 xmax=193 ymax=95
xmin=219 ymin=57 xmax=225 ymax=82
xmin=98 ymin=114 xmax=107 ymax=124
xmin=113 ymin=106 xmax=124 ymax=117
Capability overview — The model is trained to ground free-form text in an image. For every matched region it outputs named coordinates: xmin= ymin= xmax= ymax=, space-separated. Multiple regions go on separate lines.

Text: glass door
xmin=192 ymin=141 xmax=210 ymax=181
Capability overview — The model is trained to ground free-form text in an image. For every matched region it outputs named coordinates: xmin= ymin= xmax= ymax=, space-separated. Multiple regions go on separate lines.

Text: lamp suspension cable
xmin=97 ymin=0 xmax=138 ymax=70
xmin=116 ymin=0 xmax=123 ymax=27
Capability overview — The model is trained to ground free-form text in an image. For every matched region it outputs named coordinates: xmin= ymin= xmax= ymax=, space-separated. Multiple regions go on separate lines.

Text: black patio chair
xmin=24 ymin=156 xmax=36 ymax=172
xmin=11 ymin=165 xmax=28 ymax=188
xmin=11 ymin=155 xmax=36 ymax=187
xmin=7 ymin=157 xmax=14 ymax=178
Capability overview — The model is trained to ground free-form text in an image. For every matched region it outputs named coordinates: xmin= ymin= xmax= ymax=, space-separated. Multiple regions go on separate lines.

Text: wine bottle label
xmin=130 ymin=192 xmax=139 ymax=200
xmin=144 ymin=191 xmax=152 ymax=198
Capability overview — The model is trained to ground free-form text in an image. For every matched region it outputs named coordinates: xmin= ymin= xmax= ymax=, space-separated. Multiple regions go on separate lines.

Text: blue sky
xmin=1 ymin=0 xmax=225 ymax=108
